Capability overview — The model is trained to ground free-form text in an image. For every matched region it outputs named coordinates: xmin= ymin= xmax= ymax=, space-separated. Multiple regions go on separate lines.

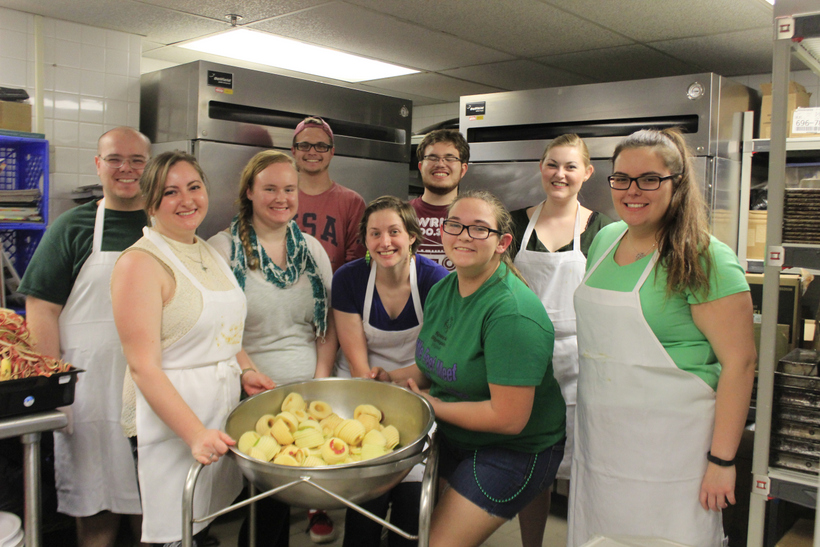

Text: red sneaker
xmin=306 ymin=509 xmax=337 ymax=543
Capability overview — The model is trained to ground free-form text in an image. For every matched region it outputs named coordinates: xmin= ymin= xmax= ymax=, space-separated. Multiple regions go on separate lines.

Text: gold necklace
xmin=189 ymin=243 xmax=208 ymax=272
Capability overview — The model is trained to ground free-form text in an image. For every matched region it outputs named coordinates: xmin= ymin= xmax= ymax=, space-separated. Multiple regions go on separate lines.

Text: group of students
xmin=23 ymin=119 xmax=755 ymax=547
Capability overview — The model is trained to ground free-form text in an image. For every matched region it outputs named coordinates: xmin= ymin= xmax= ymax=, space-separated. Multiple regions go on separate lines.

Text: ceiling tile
xmin=441 ymin=60 xmax=595 ymax=90
xmin=651 ymin=28 xmax=774 ymax=77
xmin=139 ymin=0 xmax=331 ymax=25
xmin=544 ymin=0 xmax=771 ymax=42
xmin=537 ymin=45 xmax=701 ymax=82
xmin=248 ymin=3 xmax=513 ymax=72
xmin=358 ymin=72 xmax=503 ymax=103
xmin=0 ymin=0 xmax=226 ymax=43
xmin=345 ymin=0 xmax=632 ymax=57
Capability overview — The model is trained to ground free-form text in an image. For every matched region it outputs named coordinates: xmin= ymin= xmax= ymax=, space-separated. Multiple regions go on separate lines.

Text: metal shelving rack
xmin=747 ymin=2 xmax=820 ymax=546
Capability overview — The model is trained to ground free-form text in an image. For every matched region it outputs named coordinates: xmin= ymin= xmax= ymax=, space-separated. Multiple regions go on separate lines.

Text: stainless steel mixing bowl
xmin=224 ymin=378 xmax=435 ymax=508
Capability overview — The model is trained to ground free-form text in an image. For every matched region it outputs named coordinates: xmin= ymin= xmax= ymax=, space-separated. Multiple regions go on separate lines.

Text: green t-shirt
xmin=584 ymin=222 xmax=750 ymax=389
xmin=417 ymin=262 xmax=566 ymax=453
xmin=19 ymin=201 xmax=148 ymax=306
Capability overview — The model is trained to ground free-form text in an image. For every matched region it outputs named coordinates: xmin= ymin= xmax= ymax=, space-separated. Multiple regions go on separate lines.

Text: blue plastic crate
xmin=0 ymin=135 xmax=49 ymax=223
xmin=0 ymin=228 xmax=44 ymax=276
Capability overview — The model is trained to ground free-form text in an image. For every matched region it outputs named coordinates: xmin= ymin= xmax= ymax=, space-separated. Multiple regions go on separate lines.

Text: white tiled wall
xmin=0 ymin=7 xmax=141 ymax=221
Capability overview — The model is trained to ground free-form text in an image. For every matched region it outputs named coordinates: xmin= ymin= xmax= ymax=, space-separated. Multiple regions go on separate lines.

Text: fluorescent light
xmin=180 ymin=29 xmax=419 ymax=83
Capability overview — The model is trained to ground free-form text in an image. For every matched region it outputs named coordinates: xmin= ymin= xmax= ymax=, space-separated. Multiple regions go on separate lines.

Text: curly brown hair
xmin=359 ymin=196 xmax=423 ymax=256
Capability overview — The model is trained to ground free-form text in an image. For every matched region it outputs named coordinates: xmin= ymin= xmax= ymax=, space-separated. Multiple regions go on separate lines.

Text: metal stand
xmin=0 ymin=410 xmax=67 ymax=547
xmin=182 ymin=431 xmax=439 ymax=547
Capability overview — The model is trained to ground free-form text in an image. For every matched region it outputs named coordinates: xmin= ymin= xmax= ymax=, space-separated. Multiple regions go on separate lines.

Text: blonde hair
xmin=541 ymin=133 xmax=591 ymax=168
xmin=447 ymin=190 xmax=528 ymax=287
xmin=235 ymin=150 xmax=297 ymax=270
xmin=612 ymin=128 xmax=711 ymax=296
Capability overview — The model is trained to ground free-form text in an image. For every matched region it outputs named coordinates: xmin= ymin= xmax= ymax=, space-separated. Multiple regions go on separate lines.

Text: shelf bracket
xmin=767 ymin=245 xmax=785 ymax=267
xmin=753 ymin=474 xmax=771 ymax=497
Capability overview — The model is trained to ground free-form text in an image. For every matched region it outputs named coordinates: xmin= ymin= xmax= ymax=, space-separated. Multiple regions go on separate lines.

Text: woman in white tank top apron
xmin=511 ymin=135 xmax=612 ymax=547
xmin=112 ymin=152 xmax=256 ymax=544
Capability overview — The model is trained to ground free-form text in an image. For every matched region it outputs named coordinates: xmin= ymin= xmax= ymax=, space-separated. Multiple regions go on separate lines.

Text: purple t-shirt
xmin=331 ymin=255 xmax=449 ymax=331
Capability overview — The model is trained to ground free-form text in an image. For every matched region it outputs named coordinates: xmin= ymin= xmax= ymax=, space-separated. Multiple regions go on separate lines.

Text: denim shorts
xmin=437 ymin=435 xmax=565 ymax=519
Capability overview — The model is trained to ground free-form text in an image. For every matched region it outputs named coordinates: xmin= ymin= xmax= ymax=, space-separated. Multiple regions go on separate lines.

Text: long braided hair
xmin=235 ymin=150 xmax=297 ymax=270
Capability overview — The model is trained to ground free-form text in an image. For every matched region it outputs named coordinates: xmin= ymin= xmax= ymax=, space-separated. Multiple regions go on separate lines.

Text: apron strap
xmin=363 ymin=257 xmax=423 ymax=325
xmin=92 ymin=198 xmax=106 ymax=253
xmin=522 ymin=201 xmax=582 ymax=252
xmin=581 ymin=226 xmax=659 ymax=293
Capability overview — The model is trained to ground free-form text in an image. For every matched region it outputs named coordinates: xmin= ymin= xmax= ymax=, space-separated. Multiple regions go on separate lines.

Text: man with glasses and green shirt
xmin=411 ymin=129 xmax=470 ymax=271
xmin=292 ymin=116 xmax=366 ymax=273
xmin=19 ymin=127 xmax=150 ymax=547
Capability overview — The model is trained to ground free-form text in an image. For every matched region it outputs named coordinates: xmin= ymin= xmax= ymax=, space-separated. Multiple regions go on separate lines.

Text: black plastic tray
xmin=0 ymin=367 xmax=83 ymax=418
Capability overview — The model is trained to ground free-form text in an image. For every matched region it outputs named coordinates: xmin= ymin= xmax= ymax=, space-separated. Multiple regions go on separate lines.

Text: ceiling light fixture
xmin=180 ymin=29 xmax=419 ymax=83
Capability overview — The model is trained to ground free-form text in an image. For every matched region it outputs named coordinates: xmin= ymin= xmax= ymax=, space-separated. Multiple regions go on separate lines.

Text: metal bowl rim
xmin=225 ymin=377 xmax=435 ymax=470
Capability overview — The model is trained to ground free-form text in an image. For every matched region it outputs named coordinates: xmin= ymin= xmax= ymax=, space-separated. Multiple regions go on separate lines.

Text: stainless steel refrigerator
xmin=458 ymin=73 xmax=758 ymax=252
xmin=140 ymin=60 xmax=413 ymax=239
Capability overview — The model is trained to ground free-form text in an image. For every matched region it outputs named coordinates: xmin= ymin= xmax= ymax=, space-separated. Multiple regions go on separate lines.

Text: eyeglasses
xmin=99 ymin=156 xmax=147 ymax=170
xmin=294 ymin=142 xmax=333 ymax=153
xmin=422 ymin=155 xmax=462 ymax=164
xmin=442 ymin=220 xmax=501 ymax=240
xmin=607 ymin=174 xmax=680 ymax=191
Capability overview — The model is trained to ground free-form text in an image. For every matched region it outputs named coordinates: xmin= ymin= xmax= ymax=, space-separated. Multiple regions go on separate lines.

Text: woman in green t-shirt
xmin=569 ymin=128 xmax=756 ymax=547
xmin=372 ymin=190 xmax=566 ymax=547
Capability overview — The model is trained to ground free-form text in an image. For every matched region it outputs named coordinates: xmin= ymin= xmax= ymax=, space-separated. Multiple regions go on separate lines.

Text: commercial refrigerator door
xmin=460 ymin=156 xmax=737 ymax=250
xmin=460 ymin=160 xmax=618 ymax=221
xmin=192 ymin=141 xmax=410 ymax=240
xmin=194 ymin=140 xmax=270 ymax=240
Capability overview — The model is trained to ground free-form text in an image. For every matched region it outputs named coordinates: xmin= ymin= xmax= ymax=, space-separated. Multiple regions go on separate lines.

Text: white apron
xmin=54 ymin=198 xmax=141 ymax=516
xmin=512 ymin=202 xmax=585 ymax=480
xmin=336 ymin=258 xmax=427 ymax=482
xmin=135 ymin=228 xmax=245 ymax=543
xmin=337 ymin=257 xmax=423 ymax=377
xmin=568 ymin=231 xmax=722 ymax=547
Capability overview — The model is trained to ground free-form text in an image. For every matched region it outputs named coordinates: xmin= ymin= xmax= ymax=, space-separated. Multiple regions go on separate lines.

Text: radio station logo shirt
xmin=410 ymin=197 xmax=454 ymax=272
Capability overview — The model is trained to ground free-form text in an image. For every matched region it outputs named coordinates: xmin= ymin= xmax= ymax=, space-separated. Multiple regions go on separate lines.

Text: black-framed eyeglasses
xmin=294 ymin=142 xmax=333 ymax=153
xmin=99 ymin=156 xmax=147 ymax=170
xmin=607 ymin=173 xmax=681 ymax=191
xmin=442 ymin=220 xmax=502 ymax=240
xmin=422 ymin=154 xmax=463 ymax=164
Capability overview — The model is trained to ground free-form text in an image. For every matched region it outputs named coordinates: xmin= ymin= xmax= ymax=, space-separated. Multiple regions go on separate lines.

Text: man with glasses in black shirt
xmin=410 ymin=129 xmax=470 ymax=271
xmin=292 ymin=116 xmax=366 ymax=273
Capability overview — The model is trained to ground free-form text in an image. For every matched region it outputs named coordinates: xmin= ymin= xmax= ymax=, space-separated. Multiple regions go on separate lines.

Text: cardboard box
xmin=747 ymin=273 xmax=802 ymax=349
xmin=746 ymin=210 xmax=767 ymax=260
xmin=0 ymin=100 xmax=31 ymax=132
xmin=759 ymin=81 xmax=819 ymax=138
xmin=776 ymin=518 xmax=813 ymax=547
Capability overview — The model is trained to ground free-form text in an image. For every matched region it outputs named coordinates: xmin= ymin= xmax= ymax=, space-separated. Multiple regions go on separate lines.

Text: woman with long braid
xmin=209 ymin=149 xmax=337 ymax=546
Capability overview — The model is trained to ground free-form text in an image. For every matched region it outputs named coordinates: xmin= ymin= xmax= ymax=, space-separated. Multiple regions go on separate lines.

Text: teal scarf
xmin=229 ymin=216 xmax=328 ymax=339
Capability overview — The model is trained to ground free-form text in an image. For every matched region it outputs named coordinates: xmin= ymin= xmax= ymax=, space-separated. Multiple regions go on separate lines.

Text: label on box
xmin=792 ymin=108 xmax=820 ymax=134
